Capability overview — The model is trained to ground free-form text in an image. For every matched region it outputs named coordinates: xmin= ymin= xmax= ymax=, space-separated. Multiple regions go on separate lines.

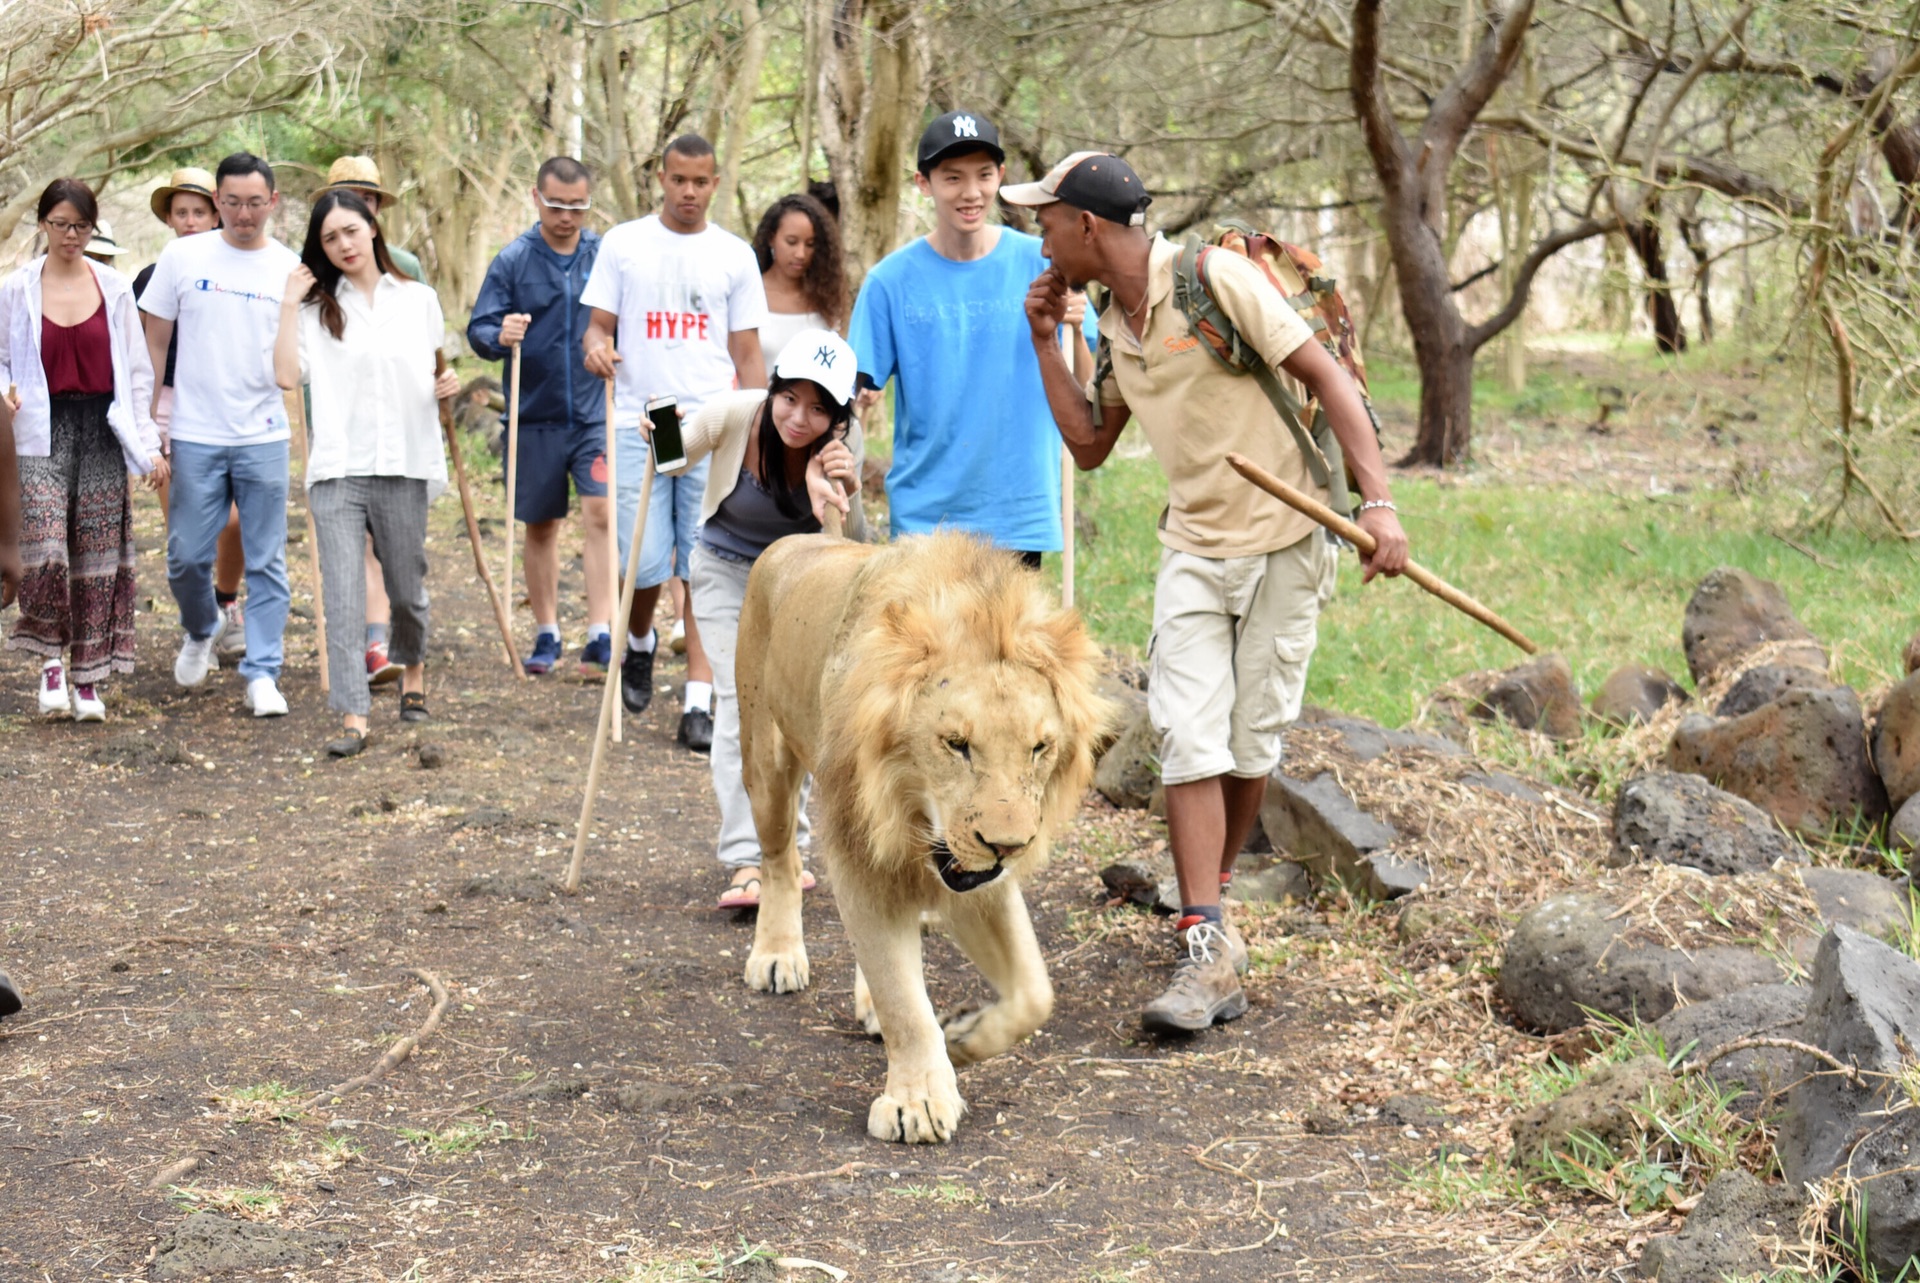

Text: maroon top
xmin=42 ymin=296 xmax=114 ymax=397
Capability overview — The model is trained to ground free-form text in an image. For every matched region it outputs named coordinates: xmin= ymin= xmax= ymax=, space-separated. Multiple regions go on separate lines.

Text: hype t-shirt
xmin=579 ymin=215 xmax=766 ymax=425
xmin=848 ymin=229 xmax=1062 ymax=552
xmin=138 ymin=230 xmax=300 ymax=446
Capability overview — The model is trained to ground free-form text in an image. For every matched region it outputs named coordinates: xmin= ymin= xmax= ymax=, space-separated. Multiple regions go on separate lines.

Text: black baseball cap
xmin=1000 ymin=151 xmax=1151 ymax=227
xmin=917 ymin=110 xmax=1005 ymax=174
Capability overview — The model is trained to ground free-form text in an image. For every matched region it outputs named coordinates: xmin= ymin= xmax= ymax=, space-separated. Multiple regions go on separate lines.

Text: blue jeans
xmin=167 ymin=439 xmax=290 ymax=681
xmin=613 ymin=417 xmax=708 ymax=590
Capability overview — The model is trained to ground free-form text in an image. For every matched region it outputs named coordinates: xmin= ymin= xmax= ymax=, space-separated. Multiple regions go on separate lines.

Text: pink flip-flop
xmin=715 ymin=869 xmax=817 ymax=911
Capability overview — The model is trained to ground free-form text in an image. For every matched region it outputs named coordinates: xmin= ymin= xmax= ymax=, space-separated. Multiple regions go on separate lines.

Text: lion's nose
xmin=977 ymin=833 xmax=1028 ymax=860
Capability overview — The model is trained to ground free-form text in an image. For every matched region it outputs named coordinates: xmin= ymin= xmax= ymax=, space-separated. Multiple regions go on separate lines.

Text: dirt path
xmin=0 ymin=499 xmax=1521 ymax=1282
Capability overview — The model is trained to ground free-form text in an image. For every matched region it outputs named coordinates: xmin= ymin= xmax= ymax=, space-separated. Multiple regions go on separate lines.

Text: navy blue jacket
xmin=467 ymin=225 xmax=603 ymax=430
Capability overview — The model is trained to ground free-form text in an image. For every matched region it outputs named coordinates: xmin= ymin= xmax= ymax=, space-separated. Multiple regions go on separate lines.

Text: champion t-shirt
xmin=579 ymin=215 xmax=766 ymax=424
xmin=138 ymin=231 xmax=300 ymax=446
xmin=848 ymin=229 xmax=1062 ymax=552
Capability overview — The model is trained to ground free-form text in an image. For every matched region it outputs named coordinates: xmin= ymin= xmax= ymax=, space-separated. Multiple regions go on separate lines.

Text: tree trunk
xmin=1677 ymin=210 xmax=1713 ymax=344
xmin=1622 ymin=201 xmax=1686 ymax=354
xmin=597 ymin=0 xmax=639 ymax=221
xmin=1412 ymin=334 xmax=1476 ymax=467
xmin=713 ymin=0 xmax=770 ymax=235
xmin=816 ymin=0 xmax=928 ymax=285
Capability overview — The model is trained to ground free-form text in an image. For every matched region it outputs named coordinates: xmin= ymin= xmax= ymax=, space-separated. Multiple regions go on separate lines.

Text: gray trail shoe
xmin=1141 ymin=921 xmax=1248 ymax=1035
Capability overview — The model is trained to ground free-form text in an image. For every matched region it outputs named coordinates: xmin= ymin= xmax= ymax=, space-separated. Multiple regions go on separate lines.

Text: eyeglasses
xmin=44 ymin=219 xmax=94 ymax=238
xmin=218 ymin=197 xmax=273 ymax=213
xmin=537 ymin=193 xmax=592 ymax=212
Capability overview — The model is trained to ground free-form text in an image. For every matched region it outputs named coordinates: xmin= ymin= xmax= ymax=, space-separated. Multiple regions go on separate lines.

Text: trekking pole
xmin=1224 ymin=452 xmax=1540 ymax=655
xmin=288 ymin=391 xmax=330 ymax=695
xmin=603 ymin=370 xmax=622 ymax=743
xmin=1059 ymin=331 xmax=1075 ymax=609
xmin=502 ymin=341 xmax=522 ymax=623
xmin=437 ymin=351 xmax=525 ymax=677
xmin=567 ymin=445 xmax=655 ymax=895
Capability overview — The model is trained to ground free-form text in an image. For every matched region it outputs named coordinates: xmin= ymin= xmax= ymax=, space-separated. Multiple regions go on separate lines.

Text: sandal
xmin=399 ymin=691 xmax=429 ymax=723
xmin=326 ymin=727 xmax=368 ymax=758
xmin=715 ymin=867 xmax=818 ymax=910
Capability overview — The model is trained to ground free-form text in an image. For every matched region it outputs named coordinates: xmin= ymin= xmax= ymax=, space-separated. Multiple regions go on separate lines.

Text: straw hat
xmin=84 ymin=221 xmax=125 ymax=258
xmin=149 ymin=166 xmax=217 ymax=222
xmin=319 ymin=155 xmax=397 ymax=204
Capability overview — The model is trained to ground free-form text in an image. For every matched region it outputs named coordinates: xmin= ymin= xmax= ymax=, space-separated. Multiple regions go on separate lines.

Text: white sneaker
xmin=71 ymin=683 xmax=105 ymax=723
xmin=37 ymin=659 xmax=69 ymax=718
xmin=174 ymin=632 xmax=219 ymax=688
xmin=215 ymin=600 xmax=247 ymax=659
xmin=245 ymin=676 xmax=288 ymax=718
xmin=668 ymin=617 xmax=688 ymax=655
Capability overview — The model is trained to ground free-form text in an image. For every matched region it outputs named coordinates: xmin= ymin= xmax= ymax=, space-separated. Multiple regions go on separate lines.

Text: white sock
xmin=587 ymin=622 xmax=611 ymax=643
xmin=629 ymin=628 xmax=656 ymax=654
xmin=684 ymin=680 xmax=713 ymax=713
xmin=536 ymin=622 xmax=560 ymax=641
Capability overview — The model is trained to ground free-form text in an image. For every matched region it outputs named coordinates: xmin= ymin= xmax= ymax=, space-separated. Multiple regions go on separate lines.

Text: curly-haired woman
xmin=0 ymin=179 xmax=167 ymax=722
xmin=750 ymin=193 xmax=849 ymax=361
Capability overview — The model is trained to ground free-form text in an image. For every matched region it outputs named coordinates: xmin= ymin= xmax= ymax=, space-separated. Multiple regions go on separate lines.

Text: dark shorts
xmin=511 ymin=422 xmax=607 ymax=524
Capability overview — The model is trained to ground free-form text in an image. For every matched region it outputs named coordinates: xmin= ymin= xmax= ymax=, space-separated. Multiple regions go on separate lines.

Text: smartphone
xmin=645 ymin=395 xmax=688 ymax=475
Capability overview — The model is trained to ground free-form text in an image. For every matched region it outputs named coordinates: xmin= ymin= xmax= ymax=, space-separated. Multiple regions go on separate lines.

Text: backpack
xmin=1094 ymin=219 xmax=1381 ymax=518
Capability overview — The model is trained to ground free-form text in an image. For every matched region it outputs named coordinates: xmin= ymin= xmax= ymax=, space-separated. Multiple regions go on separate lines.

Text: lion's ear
xmin=876 ymin=600 xmax=939 ymax=677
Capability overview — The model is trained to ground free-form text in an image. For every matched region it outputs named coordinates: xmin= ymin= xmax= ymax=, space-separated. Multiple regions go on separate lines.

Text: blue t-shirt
xmin=849 ymin=230 xmax=1062 ymax=551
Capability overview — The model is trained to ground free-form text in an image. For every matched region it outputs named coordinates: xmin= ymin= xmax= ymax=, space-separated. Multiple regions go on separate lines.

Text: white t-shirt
xmin=138 ymin=230 xmax=301 ymax=447
xmin=579 ymin=215 xmax=766 ymax=424
xmin=756 ymin=307 xmax=829 ymax=374
xmin=296 ymin=274 xmax=449 ymax=498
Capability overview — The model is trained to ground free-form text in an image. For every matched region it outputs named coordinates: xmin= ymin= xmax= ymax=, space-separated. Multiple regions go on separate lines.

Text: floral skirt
xmin=8 ymin=393 xmax=137 ymax=684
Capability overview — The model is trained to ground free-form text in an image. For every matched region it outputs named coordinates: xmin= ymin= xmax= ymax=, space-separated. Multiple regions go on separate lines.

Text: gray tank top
xmin=701 ymin=466 xmax=819 ymax=562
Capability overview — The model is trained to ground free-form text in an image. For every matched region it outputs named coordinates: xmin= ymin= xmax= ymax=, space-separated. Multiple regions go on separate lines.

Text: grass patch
xmin=210 ymin=1080 xmax=305 ymax=1124
xmin=168 ymin=1183 xmax=284 ymax=1219
xmin=395 ymin=1118 xmax=536 ymax=1156
xmin=887 ymin=1177 xmax=985 ymax=1207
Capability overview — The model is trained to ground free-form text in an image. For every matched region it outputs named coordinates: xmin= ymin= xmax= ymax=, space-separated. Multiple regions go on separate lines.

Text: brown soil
xmin=0 ymin=494 xmax=1544 ymax=1283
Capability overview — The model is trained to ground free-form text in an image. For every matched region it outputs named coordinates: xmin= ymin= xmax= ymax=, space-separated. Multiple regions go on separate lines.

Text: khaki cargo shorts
xmin=1146 ymin=532 xmax=1339 ymax=786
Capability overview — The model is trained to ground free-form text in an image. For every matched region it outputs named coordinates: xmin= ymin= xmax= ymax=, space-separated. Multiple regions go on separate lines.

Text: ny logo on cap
xmin=813 ymin=345 xmax=838 ymax=367
xmin=953 ymin=115 xmax=978 ymax=138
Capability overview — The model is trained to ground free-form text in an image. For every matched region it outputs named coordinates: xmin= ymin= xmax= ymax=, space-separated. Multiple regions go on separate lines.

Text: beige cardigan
xmin=683 ymin=389 xmax=867 ymax=540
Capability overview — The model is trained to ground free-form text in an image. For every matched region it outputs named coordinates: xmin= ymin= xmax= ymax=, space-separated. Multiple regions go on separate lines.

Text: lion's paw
xmin=940 ymin=1001 xmax=991 ymax=1063
xmin=744 ymin=946 xmax=810 ymax=994
xmin=867 ymin=1084 xmax=965 ymax=1144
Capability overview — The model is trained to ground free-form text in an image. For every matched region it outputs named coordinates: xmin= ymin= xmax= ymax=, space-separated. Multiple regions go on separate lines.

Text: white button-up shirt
xmin=297 ymin=273 xmax=448 ymax=497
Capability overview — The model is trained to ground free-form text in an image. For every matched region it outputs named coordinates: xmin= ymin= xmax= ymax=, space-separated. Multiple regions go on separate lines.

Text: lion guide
xmin=735 ymin=530 xmax=1112 ymax=1144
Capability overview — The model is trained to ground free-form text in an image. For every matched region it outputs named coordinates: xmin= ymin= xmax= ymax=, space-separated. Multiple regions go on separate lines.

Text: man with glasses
xmin=139 ymin=152 xmax=301 ymax=718
xmin=467 ymin=157 xmax=612 ymax=678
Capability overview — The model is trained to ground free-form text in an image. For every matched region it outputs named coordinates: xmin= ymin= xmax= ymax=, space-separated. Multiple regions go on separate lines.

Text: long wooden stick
xmin=289 ymin=392 xmax=329 ymax=694
xmin=438 ymin=352 xmax=525 ymax=678
xmin=604 ymin=372 xmax=622 ymax=743
xmin=1224 ymin=451 xmax=1540 ymax=655
xmin=567 ymin=447 xmax=656 ymax=895
xmin=502 ymin=342 xmax=522 ymax=619
xmin=1061 ymin=449 xmax=1075 ymax=609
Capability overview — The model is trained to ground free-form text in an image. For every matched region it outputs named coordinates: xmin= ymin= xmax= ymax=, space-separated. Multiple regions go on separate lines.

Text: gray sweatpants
xmin=690 ymin=543 xmax=810 ymax=869
xmin=309 ymin=476 xmax=430 ymax=716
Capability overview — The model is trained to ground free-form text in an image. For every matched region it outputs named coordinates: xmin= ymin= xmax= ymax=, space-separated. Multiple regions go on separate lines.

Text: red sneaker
xmin=366 ymin=641 xmax=401 ymax=685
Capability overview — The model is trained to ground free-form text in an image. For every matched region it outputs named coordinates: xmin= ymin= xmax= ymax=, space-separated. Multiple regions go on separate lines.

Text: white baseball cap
xmin=772 ymin=328 xmax=857 ymax=409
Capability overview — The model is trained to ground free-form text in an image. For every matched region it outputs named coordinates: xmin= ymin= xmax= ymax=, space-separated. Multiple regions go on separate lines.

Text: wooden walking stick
xmin=437 ymin=351 xmax=525 ymax=678
xmin=502 ymin=342 xmax=522 ymax=612
xmin=1224 ymin=451 xmax=1541 ymax=655
xmin=1059 ymin=328 xmax=1075 ymax=608
xmin=603 ymin=371 xmax=623 ymax=743
xmin=288 ymin=391 xmax=330 ymax=694
xmin=567 ymin=445 xmax=656 ymax=895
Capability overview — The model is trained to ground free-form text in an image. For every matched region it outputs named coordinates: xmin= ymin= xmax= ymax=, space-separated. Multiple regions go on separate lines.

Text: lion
xmin=735 ymin=530 xmax=1112 ymax=1144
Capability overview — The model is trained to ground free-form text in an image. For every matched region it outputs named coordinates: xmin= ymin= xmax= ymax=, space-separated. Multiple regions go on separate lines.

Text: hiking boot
xmin=366 ymin=641 xmax=401 ymax=685
xmin=579 ymin=633 xmax=612 ymax=676
xmin=245 ymin=676 xmax=289 ymax=718
xmin=71 ymin=683 xmax=106 ymax=723
xmin=38 ymin=659 xmax=69 ymax=719
xmin=1141 ymin=920 xmax=1248 ymax=1035
xmin=216 ymin=600 xmax=247 ymax=658
xmin=620 ymin=635 xmax=655 ymax=715
xmin=523 ymin=632 xmax=562 ymax=676
xmin=1222 ymin=919 xmax=1249 ymax=976
xmin=678 ymin=706 xmax=713 ymax=753
xmin=174 ymin=632 xmax=219 ymax=688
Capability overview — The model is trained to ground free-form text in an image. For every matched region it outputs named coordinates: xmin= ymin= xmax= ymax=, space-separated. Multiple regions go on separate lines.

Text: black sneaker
xmin=0 ymin=970 xmax=21 ymax=1018
xmin=620 ymin=639 xmax=655 ymax=715
xmin=678 ymin=707 xmax=713 ymax=753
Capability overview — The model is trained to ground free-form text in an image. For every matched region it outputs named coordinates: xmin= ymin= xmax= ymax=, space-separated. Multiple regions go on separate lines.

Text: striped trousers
xmin=309 ymin=476 xmax=430 ymax=716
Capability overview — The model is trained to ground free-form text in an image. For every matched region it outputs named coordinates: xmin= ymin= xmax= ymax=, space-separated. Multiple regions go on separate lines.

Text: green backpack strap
xmin=1172 ymin=234 xmax=1338 ymax=496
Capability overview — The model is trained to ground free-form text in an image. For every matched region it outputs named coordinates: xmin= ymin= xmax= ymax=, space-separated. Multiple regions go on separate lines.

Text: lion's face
xmin=909 ymin=665 xmax=1069 ymax=892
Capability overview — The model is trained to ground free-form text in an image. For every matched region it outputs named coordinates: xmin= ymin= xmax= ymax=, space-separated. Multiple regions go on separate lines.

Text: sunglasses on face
xmin=537 ymin=194 xmax=592 ymax=212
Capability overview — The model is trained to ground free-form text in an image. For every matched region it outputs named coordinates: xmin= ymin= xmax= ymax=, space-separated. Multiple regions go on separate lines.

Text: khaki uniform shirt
xmin=1093 ymin=234 xmax=1323 ymax=558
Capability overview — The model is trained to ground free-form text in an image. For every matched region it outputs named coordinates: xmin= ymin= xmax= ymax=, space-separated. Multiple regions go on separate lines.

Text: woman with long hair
xmin=681 ymin=329 xmax=859 ymax=909
xmin=273 ymin=189 xmax=457 ymax=757
xmin=751 ymin=193 xmax=849 ymax=360
xmin=0 ymin=179 xmax=166 ymax=721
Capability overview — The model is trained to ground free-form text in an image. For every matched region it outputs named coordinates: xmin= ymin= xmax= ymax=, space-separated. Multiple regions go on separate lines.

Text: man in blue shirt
xmin=849 ymin=111 xmax=1063 ymax=562
xmin=468 ymin=157 xmax=613 ymax=677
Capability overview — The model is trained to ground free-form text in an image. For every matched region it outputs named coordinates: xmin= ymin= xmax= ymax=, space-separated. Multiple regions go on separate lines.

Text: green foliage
xmin=395 ymin=1118 xmax=537 ymax=1155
